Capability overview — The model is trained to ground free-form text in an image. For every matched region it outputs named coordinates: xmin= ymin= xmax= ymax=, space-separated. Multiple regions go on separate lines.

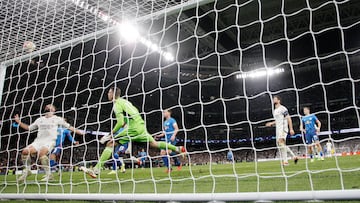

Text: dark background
xmin=1 ymin=0 xmax=360 ymax=155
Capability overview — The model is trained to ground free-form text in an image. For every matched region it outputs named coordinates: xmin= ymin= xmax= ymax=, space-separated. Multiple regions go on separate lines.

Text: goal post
xmin=1 ymin=190 xmax=360 ymax=202
xmin=1 ymin=0 xmax=360 ymax=201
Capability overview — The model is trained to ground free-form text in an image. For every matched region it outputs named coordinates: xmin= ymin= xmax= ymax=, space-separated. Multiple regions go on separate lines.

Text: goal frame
xmin=1 ymin=190 xmax=360 ymax=201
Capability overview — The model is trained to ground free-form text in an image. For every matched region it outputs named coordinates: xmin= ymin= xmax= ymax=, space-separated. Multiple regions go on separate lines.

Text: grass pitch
xmin=1 ymin=156 xmax=360 ymax=195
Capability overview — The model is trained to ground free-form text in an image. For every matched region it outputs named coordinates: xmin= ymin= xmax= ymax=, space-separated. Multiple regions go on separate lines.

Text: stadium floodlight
xmin=236 ymin=67 xmax=284 ymax=79
xmin=70 ymin=0 xmax=174 ymax=61
xmin=118 ymin=22 xmax=140 ymax=42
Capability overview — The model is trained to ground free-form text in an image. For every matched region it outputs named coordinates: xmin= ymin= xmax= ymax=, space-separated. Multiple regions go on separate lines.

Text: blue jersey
xmin=227 ymin=151 xmax=233 ymax=160
xmin=302 ymin=114 xmax=318 ymax=136
xmin=55 ymin=128 xmax=75 ymax=147
xmin=139 ymin=151 xmax=147 ymax=161
xmin=164 ymin=117 xmax=177 ymax=141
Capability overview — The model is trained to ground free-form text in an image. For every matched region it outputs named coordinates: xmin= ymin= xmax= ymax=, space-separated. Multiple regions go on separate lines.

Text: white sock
xmin=279 ymin=143 xmax=287 ymax=163
xmin=22 ymin=154 xmax=31 ymax=171
xmin=119 ymin=157 xmax=124 ymax=167
xmin=286 ymin=146 xmax=296 ymax=158
xmin=40 ymin=156 xmax=50 ymax=176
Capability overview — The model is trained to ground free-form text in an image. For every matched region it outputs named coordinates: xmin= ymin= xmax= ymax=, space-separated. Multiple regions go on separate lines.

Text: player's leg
xmin=50 ymin=147 xmax=61 ymax=169
xmin=131 ymin=123 xmax=185 ymax=153
xmin=18 ymin=145 xmax=37 ymax=181
xmin=38 ymin=146 xmax=53 ymax=181
xmin=277 ymin=138 xmax=288 ymax=165
xmin=94 ymin=140 xmax=115 ymax=172
xmin=169 ymin=140 xmax=181 ymax=169
xmin=305 ymin=134 xmax=314 ymax=162
xmin=108 ymin=142 xmax=128 ymax=174
xmin=160 ymin=149 xmax=171 ymax=172
xmin=314 ymin=138 xmax=324 ymax=160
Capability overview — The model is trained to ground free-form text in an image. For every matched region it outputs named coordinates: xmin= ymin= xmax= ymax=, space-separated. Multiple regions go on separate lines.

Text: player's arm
xmin=112 ymin=113 xmax=125 ymax=135
xmin=286 ymin=115 xmax=295 ymax=135
xmin=68 ymin=126 xmax=84 ymax=136
xmin=60 ymin=118 xmax=84 ymax=136
xmin=14 ymin=114 xmax=34 ymax=131
xmin=170 ymin=122 xmax=179 ymax=141
xmin=265 ymin=121 xmax=276 ymax=127
xmin=66 ymin=130 xmax=79 ymax=145
xmin=155 ymin=132 xmax=165 ymax=139
xmin=300 ymin=119 xmax=305 ymax=133
xmin=315 ymin=117 xmax=321 ymax=133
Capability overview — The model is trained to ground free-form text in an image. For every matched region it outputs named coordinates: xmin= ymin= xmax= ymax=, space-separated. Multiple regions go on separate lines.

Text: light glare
xmin=236 ymin=68 xmax=284 ymax=79
xmin=118 ymin=22 xmax=139 ymax=42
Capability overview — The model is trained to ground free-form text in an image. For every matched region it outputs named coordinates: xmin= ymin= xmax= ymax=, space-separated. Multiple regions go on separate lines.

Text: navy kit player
xmin=50 ymin=126 xmax=79 ymax=170
xmin=300 ymin=107 xmax=324 ymax=162
xmin=156 ymin=109 xmax=181 ymax=172
xmin=266 ymin=96 xmax=298 ymax=166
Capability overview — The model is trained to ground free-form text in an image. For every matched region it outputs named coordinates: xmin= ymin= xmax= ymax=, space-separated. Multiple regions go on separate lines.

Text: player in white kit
xmin=14 ymin=104 xmax=83 ymax=182
xmin=326 ymin=140 xmax=333 ymax=157
xmin=266 ymin=96 xmax=298 ymax=166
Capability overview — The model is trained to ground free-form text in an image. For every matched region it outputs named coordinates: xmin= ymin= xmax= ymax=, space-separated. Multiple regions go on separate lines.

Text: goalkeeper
xmin=81 ymin=87 xmax=185 ymax=178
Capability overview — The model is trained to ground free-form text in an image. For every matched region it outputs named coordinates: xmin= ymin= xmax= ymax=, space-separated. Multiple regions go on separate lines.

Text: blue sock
xmin=170 ymin=152 xmax=180 ymax=166
xmin=310 ymin=154 xmax=313 ymax=159
xmin=320 ymin=151 xmax=323 ymax=157
xmin=112 ymin=153 xmax=120 ymax=170
xmin=162 ymin=156 xmax=170 ymax=168
xmin=50 ymin=159 xmax=57 ymax=167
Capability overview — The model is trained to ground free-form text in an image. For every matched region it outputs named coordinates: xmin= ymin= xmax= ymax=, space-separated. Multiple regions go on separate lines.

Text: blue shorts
xmin=114 ymin=143 xmax=129 ymax=154
xmin=305 ymin=133 xmax=319 ymax=145
xmin=168 ymin=140 xmax=177 ymax=146
xmin=51 ymin=147 xmax=62 ymax=155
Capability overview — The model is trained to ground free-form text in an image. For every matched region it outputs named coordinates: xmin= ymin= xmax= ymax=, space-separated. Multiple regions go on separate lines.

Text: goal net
xmin=1 ymin=0 xmax=360 ymax=201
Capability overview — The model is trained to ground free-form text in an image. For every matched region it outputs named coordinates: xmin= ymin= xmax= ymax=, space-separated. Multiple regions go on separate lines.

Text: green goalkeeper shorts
xmin=114 ymin=121 xmax=155 ymax=144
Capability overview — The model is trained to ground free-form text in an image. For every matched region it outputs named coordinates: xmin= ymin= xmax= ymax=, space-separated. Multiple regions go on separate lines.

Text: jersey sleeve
xmin=28 ymin=118 xmax=40 ymax=131
xmin=313 ymin=114 xmax=318 ymax=121
xmin=171 ymin=118 xmax=177 ymax=126
xmin=65 ymin=130 xmax=76 ymax=143
xmin=112 ymin=102 xmax=125 ymax=133
xmin=281 ymin=106 xmax=289 ymax=117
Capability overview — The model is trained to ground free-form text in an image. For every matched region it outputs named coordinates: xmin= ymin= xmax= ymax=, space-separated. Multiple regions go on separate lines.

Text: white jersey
xmin=273 ymin=105 xmax=289 ymax=138
xmin=29 ymin=115 xmax=70 ymax=143
xmin=326 ymin=142 xmax=332 ymax=151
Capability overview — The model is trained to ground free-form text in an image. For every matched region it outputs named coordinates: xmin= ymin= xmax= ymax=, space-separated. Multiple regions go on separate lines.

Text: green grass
xmin=1 ymin=156 xmax=360 ymax=196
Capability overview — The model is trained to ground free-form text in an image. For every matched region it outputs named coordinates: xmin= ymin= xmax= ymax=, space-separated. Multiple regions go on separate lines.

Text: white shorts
xmin=276 ymin=131 xmax=288 ymax=140
xmin=28 ymin=138 xmax=56 ymax=152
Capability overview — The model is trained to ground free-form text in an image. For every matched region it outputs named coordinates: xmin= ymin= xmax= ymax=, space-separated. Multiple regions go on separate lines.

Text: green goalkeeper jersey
xmin=112 ymin=97 xmax=143 ymax=133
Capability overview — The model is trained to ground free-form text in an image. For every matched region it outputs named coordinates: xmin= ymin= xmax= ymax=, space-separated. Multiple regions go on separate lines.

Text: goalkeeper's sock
xmin=40 ymin=156 xmax=50 ymax=175
xmin=21 ymin=154 xmax=31 ymax=170
xmin=158 ymin=142 xmax=177 ymax=151
xmin=170 ymin=151 xmax=180 ymax=166
xmin=319 ymin=151 xmax=324 ymax=157
xmin=95 ymin=147 xmax=112 ymax=169
xmin=162 ymin=156 xmax=170 ymax=168
xmin=310 ymin=153 xmax=314 ymax=159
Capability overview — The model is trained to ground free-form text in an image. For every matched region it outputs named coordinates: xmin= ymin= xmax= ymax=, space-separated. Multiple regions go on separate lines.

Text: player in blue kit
xmin=156 ymin=109 xmax=181 ymax=173
xmin=50 ymin=127 xmax=79 ymax=170
xmin=300 ymin=107 xmax=324 ymax=162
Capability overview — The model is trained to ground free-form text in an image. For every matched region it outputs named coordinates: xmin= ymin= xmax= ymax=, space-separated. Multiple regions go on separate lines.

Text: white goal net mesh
xmin=1 ymin=0 xmax=360 ymax=201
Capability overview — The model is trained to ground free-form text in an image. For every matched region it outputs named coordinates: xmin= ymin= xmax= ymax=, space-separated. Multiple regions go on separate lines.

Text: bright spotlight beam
xmin=236 ymin=68 xmax=284 ymax=79
xmin=69 ymin=0 xmax=175 ymax=62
